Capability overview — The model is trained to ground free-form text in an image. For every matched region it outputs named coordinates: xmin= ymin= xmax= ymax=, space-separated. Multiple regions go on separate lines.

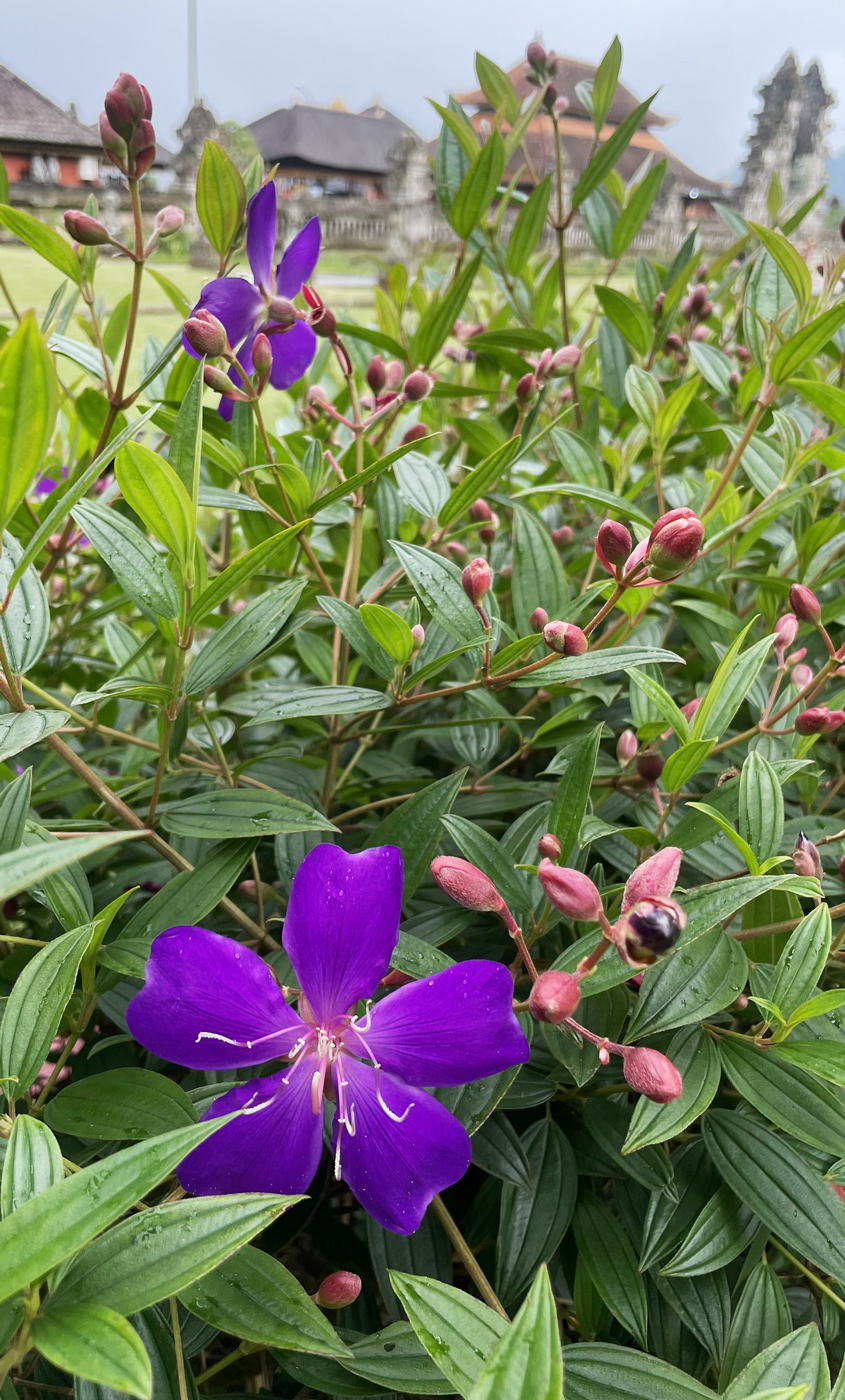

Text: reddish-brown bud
xmin=551 ymin=525 xmax=573 ymax=546
xmin=647 ymin=508 xmax=703 ymax=579
xmin=98 ymin=112 xmax=129 ymax=170
xmin=543 ymin=620 xmax=588 ymax=656
xmin=104 ymin=73 xmax=152 ymax=140
xmin=530 ymin=606 xmax=549 ymax=632
xmin=796 ymin=707 xmax=845 ymax=735
xmin=622 ymin=1047 xmax=683 ymax=1102
xmin=690 ymin=282 xmax=709 ymax=311
xmin=469 ymin=498 xmax=494 ymax=523
xmin=789 ymin=583 xmax=821 ymax=624
xmin=311 ymin=305 xmax=337 ymax=339
xmin=462 ymin=558 xmax=492 ymax=605
xmin=479 ymin=512 xmax=499 ymax=544
xmin=528 ymin=969 xmax=582 ymax=1023
xmin=538 ymin=860 xmax=603 ymax=921
xmin=431 ymin=856 xmax=504 ymax=912
xmin=839 ymin=854 xmax=845 ymax=882
xmin=537 ymin=832 xmax=562 ymax=861
xmin=313 ymin=1272 xmax=362 ymax=1309
xmin=252 ymin=333 xmax=272 ymax=376
xmin=64 ymin=210 xmax=111 ymax=246
xmin=735 ymin=345 xmax=752 ymax=363
xmin=184 ymin=311 xmax=228 ymax=358
xmin=526 ymin=41 xmax=547 ymax=71
xmin=636 ymin=752 xmax=665 ymax=783
xmin=516 ymin=372 xmax=537 ymax=402
xmin=403 ymin=370 xmax=432 ymax=402
xmin=665 ymin=332 xmax=684 ymax=352
xmin=366 ymin=355 xmax=387 ymax=392
xmin=153 ymin=205 xmax=184 ymax=238
xmin=652 ymin=291 xmax=666 ymax=317
xmin=596 ymin=519 xmax=633 ymax=571
xmin=793 ymin=831 xmax=822 ymax=880
xmin=400 ymin=423 xmax=429 ymax=445
xmin=774 ymin=613 xmax=799 ymax=652
xmin=617 ymin=729 xmax=638 ymax=764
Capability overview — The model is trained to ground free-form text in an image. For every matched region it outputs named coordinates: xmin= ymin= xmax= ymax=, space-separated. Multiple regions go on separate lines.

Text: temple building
xmin=0 ymin=62 xmax=102 ymax=189
xmin=738 ymin=54 xmax=833 ymax=234
xmin=247 ymin=99 xmax=413 ymax=198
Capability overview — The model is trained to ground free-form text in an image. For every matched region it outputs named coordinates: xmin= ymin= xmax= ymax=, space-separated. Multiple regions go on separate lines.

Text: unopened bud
xmin=267 ymin=296 xmax=297 ymax=328
xmin=636 ymin=752 xmax=665 ymax=784
xmin=203 ymin=364 xmax=235 ymax=394
xmin=691 ymin=325 xmax=709 ymax=341
xmin=431 ymin=856 xmax=504 ymax=912
xmin=64 ymin=210 xmax=111 ymax=246
xmin=462 ymin=558 xmax=492 ymax=605
xmin=613 ymin=897 xmax=684 ymax=967
xmin=774 ymin=613 xmax=799 ymax=652
xmin=792 ymin=663 xmax=814 ymax=689
xmin=516 ymin=372 xmax=537 ymax=402
xmin=537 ymin=348 xmax=553 ymax=377
xmin=526 ymin=41 xmax=547 ymax=71
xmin=469 ymin=498 xmax=493 ymax=524
xmin=622 ymin=847 xmax=682 ymax=910
xmin=366 ymin=355 xmax=387 ymax=392
xmin=98 ymin=113 xmax=129 ymax=170
xmin=311 ymin=305 xmax=337 ymax=339
xmin=479 ymin=513 xmax=499 ymax=544
xmin=597 ymin=519 xmax=632 ymax=571
xmin=308 ymin=385 xmax=328 ymax=408
xmin=153 ymin=205 xmax=184 ymax=238
xmin=617 ymin=729 xmax=638 ymax=764
xmin=793 ymin=831 xmax=822 ymax=880
xmin=543 ymin=620 xmax=588 ymax=656
xmin=528 ymin=969 xmax=582 ymax=1023
xmin=104 ymin=73 xmax=152 ymax=140
xmin=665 ymin=332 xmax=684 ymax=352
xmin=735 ymin=345 xmax=752 ymax=363
xmin=690 ymin=282 xmax=709 ymax=311
xmin=789 ymin=583 xmax=821 ymax=624
xmin=539 ymin=860 xmax=603 ymax=921
xmin=552 ymin=95 xmax=570 ymax=118
xmin=403 ymin=370 xmax=432 ymax=402
xmin=728 ymin=370 xmax=741 ymax=389
xmin=551 ymin=525 xmax=573 ymax=546
xmin=796 ymin=707 xmax=845 ymax=735
xmin=385 ymin=359 xmax=404 ymax=388
xmin=410 ymin=623 xmax=425 ymax=649
xmin=252 ymin=333 xmax=272 ymax=376
xmin=839 ymin=854 xmax=845 ymax=881
xmin=529 ymin=606 xmax=549 ymax=632
xmin=400 ymin=423 xmax=429 ymax=445
xmin=647 ymin=508 xmax=703 ymax=579
xmin=622 ymin=1047 xmax=683 ymax=1103
xmin=653 ymin=291 xmax=666 ymax=317
xmin=184 ymin=311 xmax=228 ymax=358
xmin=313 ymin=1272 xmax=362 ymax=1309
xmin=551 ymin=345 xmax=581 ymax=372
xmin=537 ymin=833 xmax=562 ymax=861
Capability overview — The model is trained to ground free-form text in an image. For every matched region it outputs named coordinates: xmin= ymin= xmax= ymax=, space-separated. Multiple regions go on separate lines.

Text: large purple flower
xmin=126 ymin=844 xmax=529 ymax=1234
xmin=185 ymin=181 xmax=320 ymax=409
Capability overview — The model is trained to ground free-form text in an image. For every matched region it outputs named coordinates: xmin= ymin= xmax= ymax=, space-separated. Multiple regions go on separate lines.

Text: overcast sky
xmin=4 ymin=0 xmax=845 ymax=179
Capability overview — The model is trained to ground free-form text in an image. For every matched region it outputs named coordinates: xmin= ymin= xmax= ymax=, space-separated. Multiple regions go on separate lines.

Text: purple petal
xmin=268 ymin=320 xmax=318 ymax=391
xmin=247 ymin=182 xmax=278 ymax=292
xmin=276 ymin=216 xmax=321 ymax=298
xmin=348 ymin=961 xmax=531 ymax=1087
xmin=126 ymin=925 xmax=304 ymax=1070
xmin=183 ymin=278 xmax=262 ymax=358
xmin=178 ymin=1061 xmax=323 ymax=1196
xmin=284 ymin=845 xmax=403 ymax=1024
xmin=332 ymin=1056 xmax=471 ymax=1234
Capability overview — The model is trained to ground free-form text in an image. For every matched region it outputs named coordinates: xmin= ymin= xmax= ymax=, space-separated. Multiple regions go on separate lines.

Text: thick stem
xmin=431 ymin=1194 xmax=509 ymax=1320
xmin=703 ymin=394 xmax=769 ymax=517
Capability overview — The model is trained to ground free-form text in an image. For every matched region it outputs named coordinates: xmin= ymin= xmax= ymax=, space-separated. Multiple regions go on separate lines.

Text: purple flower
xmin=184 ymin=181 xmax=321 ymax=414
xmin=126 ymin=844 xmax=529 ymax=1234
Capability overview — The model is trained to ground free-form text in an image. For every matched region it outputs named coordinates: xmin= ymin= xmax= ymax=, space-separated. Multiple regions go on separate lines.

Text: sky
xmin=4 ymin=0 xmax=845 ymax=180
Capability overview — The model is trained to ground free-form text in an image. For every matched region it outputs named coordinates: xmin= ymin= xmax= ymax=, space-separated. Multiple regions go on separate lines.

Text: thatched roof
xmin=0 ymin=63 xmax=101 ymax=151
xmin=248 ymin=103 xmax=412 ymax=177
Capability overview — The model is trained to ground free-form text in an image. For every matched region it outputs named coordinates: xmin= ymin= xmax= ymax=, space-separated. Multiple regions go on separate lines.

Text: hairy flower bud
xmin=597 ymin=519 xmax=633 ymax=571
xmin=543 ymin=620 xmax=588 ymax=656
xmin=647 ymin=508 xmax=703 ymax=579
xmin=792 ymin=663 xmax=814 ymax=689
xmin=252 ymin=333 xmax=272 ymax=376
xmin=622 ymin=1047 xmax=683 ymax=1102
xmin=384 ymin=359 xmax=404 ymax=388
xmin=267 ymin=296 xmax=297 ymax=328
xmin=690 ymin=282 xmax=709 ymax=312
xmin=622 ymin=846 xmax=682 ymax=911
xmin=551 ymin=525 xmax=573 ymax=546
xmin=313 ymin=1271 xmax=362 ymax=1309
xmin=462 ymin=557 xmax=492 ymax=605
xmin=636 ymin=752 xmax=664 ymax=783
xmin=537 ymin=833 xmax=562 ymax=861
xmin=410 ymin=623 xmax=425 ymax=649
xmin=614 ymin=897 xmax=685 ymax=967
xmin=516 ymin=371 xmax=538 ymax=403
xmin=308 ymin=384 xmax=328 ymax=408
xmin=403 ymin=370 xmax=432 ymax=402
xmin=796 ymin=707 xmax=845 ymax=735
xmin=184 ymin=311 xmax=228 ymax=358
xmin=366 ymin=355 xmax=387 ymax=393
xmin=551 ymin=344 xmax=581 ymax=372
xmin=530 ymin=606 xmax=549 ymax=631
xmin=63 ymin=210 xmax=111 ymax=246
xmin=203 ymin=364 xmax=236 ymax=395
xmin=617 ymin=729 xmax=638 ymax=764
xmin=774 ymin=613 xmax=799 ymax=652
xmin=691 ymin=324 xmax=709 ymax=341
xmin=793 ymin=831 xmax=822 ymax=880
xmin=431 ymin=856 xmax=504 ymax=912
xmin=789 ymin=583 xmax=821 ymax=624
xmin=528 ymin=969 xmax=582 ymax=1023
xmin=98 ymin=112 xmax=129 ymax=171
xmin=153 ymin=205 xmax=184 ymax=238
xmin=104 ymin=73 xmax=152 ymax=141
xmin=538 ymin=860 xmax=603 ymax=921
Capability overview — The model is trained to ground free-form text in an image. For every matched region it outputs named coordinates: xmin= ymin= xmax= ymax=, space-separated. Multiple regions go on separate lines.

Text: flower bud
xmin=479 ymin=513 xmax=499 ymax=544
xmin=184 ymin=311 xmax=228 ymax=358
xmin=252 ymin=333 xmax=272 ymax=376
xmin=313 ymin=1271 xmax=362 ymax=1309
xmin=735 ymin=345 xmax=752 ymax=363
xmin=839 ymin=854 xmax=845 ymax=882
xmin=128 ymin=119 xmax=157 ymax=177
xmin=98 ymin=112 xmax=129 ymax=171
xmin=622 ymin=846 xmax=682 ymax=911
xmin=551 ymin=525 xmax=573 ymax=546
xmin=308 ymin=385 xmax=328 ymax=408
xmin=636 ymin=752 xmax=664 ymax=783
xmin=462 ymin=558 xmax=492 ymax=605
xmin=431 ymin=856 xmax=504 ymax=912
xmin=537 ymin=833 xmax=562 ymax=861
xmin=153 ymin=205 xmax=184 ymax=238
xmin=622 ymin=1047 xmax=683 ymax=1102
xmin=311 ymin=305 xmax=337 ymax=339
xmin=551 ymin=345 xmax=581 ymax=371
xmin=516 ymin=372 xmax=538 ymax=403
xmin=792 ymin=663 xmax=814 ymax=689
xmin=614 ymin=897 xmax=685 ymax=967
xmin=64 ymin=209 xmax=112 ymax=247
xmin=403 ymin=370 xmax=432 ymax=402
xmin=530 ymin=606 xmax=549 ymax=631
xmin=385 ymin=359 xmax=404 ymax=388
xmin=597 ymin=519 xmax=632 ymax=571
xmin=774 ymin=613 xmax=799 ymax=652
xmin=665 ymin=332 xmax=684 ymax=352
xmin=469 ymin=498 xmax=493 ymax=524
xmin=680 ymin=697 xmax=702 ymax=723
xmin=793 ymin=831 xmax=822 ymax=880
xmin=617 ymin=730 xmax=638 ymax=764
xmin=690 ymin=282 xmax=709 ymax=312
xmin=543 ymin=620 xmax=588 ymax=656
xmin=366 ymin=355 xmax=387 ymax=392
xmin=728 ymin=370 xmax=741 ymax=389
xmin=789 ymin=583 xmax=821 ymax=624
xmin=552 ymin=95 xmax=570 ymax=118
xmin=104 ymin=73 xmax=152 ymax=141
xmin=410 ymin=623 xmax=425 ymax=649
xmin=796 ymin=707 xmax=845 ymax=735
xmin=526 ymin=41 xmax=547 ymax=71
xmin=446 ymin=540 xmax=469 ymax=560
xmin=647 ymin=508 xmax=703 ymax=579
xmin=400 ymin=423 xmax=429 ymax=445
xmin=528 ymin=969 xmax=582 ymax=1023
xmin=267 ymin=296 xmax=297 ymax=328
xmin=691 ymin=325 xmax=709 ymax=341
xmin=203 ymin=364 xmax=236 ymax=395
xmin=653 ymin=291 xmax=666 ymax=317
xmin=538 ymin=860 xmax=603 ymax=921
xmin=536 ymin=348 xmax=553 ymax=377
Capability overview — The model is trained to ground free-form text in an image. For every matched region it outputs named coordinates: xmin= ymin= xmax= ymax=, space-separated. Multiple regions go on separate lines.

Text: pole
xmin=188 ymin=0 xmax=199 ymax=108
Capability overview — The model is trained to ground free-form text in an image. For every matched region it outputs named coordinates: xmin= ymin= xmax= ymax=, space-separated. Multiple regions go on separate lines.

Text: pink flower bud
xmin=691 ymin=325 xmax=709 ymax=341
xmin=543 ymin=620 xmax=588 ymax=656
xmin=203 ymin=364 xmax=236 ymax=395
xmin=636 ymin=752 xmax=664 ymax=783
xmin=431 ymin=856 xmax=504 ymax=912
xmin=530 ymin=606 xmax=549 ymax=631
xmin=690 ymin=283 xmax=709 ymax=312
xmin=446 ymin=540 xmax=469 ymax=560
xmin=267 ymin=296 xmax=297 ymax=328
xmin=105 ymin=73 xmax=152 ymax=138
xmin=537 ymin=348 xmax=553 ymax=377
xmin=551 ymin=525 xmax=573 ymax=546
xmin=526 ymin=41 xmax=547 ymax=71
xmin=665 ymin=332 xmax=684 ymax=352
xmin=735 ymin=345 xmax=752 ymax=363
xmin=386 ymin=359 xmax=404 ymax=388
xmin=551 ymin=345 xmax=581 ymax=372
xmin=366 ymin=355 xmax=387 ymax=392
xmin=796 ymin=707 xmax=845 ymax=735
xmin=153 ymin=205 xmax=184 ymax=238
xmin=612 ymin=897 xmax=685 ymax=967
xmin=401 ymin=423 xmax=429 ymax=445
xmin=793 ymin=831 xmax=822 ymax=880
xmin=789 ymin=584 xmax=821 ymax=624
xmin=252 ymin=333 xmax=272 ymax=376
xmin=622 ymin=847 xmax=682 ymax=912
xmin=537 ymin=833 xmax=562 ymax=861
xmin=680 ymin=697 xmax=702 ymax=722
xmin=469 ymin=498 xmax=493 ymax=524
xmin=185 ymin=311 xmax=228 ymax=358
xmin=479 ymin=514 xmax=499 ymax=544
xmin=308 ymin=385 xmax=328 ymax=408
xmin=410 ymin=624 xmax=425 ymax=649
xmin=313 ymin=1272 xmax=362 ymax=1309
xmin=238 ymin=880 xmax=258 ymax=899
xmin=647 ymin=509 xmax=703 ymax=580
xmin=528 ymin=970 xmax=582 ymax=1023
xmin=596 ymin=519 xmax=633 ymax=572
xmin=538 ymin=860 xmax=603 ymax=921
xmin=64 ymin=210 xmax=111 ymax=246
xmin=653 ymin=291 xmax=666 ymax=317
xmin=462 ymin=558 xmax=492 ymax=605
xmin=622 ymin=1047 xmax=683 ymax=1102
xmin=792 ymin=663 xmax=814 ymax=689
xmin=616 ymin=729 xmax=638 ymax=764
xmin=787 ymin=648 xmax=807 ymax=665
xmin=98 ymin=112 xmax=129 ymax=171
xmin=516 ymin=372 xmax=537 ymax=402
xmin=403 ymin=370 xmax=432 ymax=402
xmin=552 ymin=94 xmax=570 ymax=117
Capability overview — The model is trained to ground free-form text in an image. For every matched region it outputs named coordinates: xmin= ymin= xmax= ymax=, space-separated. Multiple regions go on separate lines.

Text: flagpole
xmin=188 ymin=0 xmax=199 ymax=107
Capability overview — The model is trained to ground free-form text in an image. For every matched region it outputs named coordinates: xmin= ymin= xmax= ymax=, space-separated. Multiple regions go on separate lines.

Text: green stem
xmin=772 ymin=1238 xmax=845 ymax=1314
xmin=703 ymin=395 xmax=769 ymax=517
xmin=431 ymin=1194 xmax=509 ymax=1320
xmin=552 ymin=115 xmax=582 ymax=427
xmin=169 ymin=1297 xmax=190 ymax=1400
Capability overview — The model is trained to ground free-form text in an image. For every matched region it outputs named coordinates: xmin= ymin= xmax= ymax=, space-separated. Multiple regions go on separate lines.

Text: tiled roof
xmin=0 ymin=63 xmax=101 ymax=149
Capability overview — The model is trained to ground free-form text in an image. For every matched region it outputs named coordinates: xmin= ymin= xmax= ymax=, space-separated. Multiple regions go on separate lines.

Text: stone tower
xmin=740 ymin=53 xmax=833 ymax=235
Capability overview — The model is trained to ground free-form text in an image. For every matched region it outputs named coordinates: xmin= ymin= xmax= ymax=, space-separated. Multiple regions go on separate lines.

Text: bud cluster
xmin=680 ymin=282 xmax=714 ymax=324
xmin=99 ymin=73 xmax=156 ymax=179
xmin=595 ymin=508 xmax=703 ymax=587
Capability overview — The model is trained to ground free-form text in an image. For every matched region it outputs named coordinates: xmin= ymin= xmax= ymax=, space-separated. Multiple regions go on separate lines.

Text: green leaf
xmin=506 ymin=176 xmax=552 ymax=276
xmin=0 ymin=709 xmax=65 ymax=764
xmin=245 ymin=684 xmax=392 ymax=725
xmin=548 ymin=725 xmax=602 ymax=860
xmin=364 ymin=768 xmax=465 ymax=896
xmin=512 ymin=646 xmax=682 ymax=688
xmin=0 ymin=204 xmax=82 ymax=284
xmin=167 ymin=357 xmax=204 ymax=513
xmin=394 ymin=451 xmax=450 ymax=519
xmin=770 ymin=1040 xmax=845 ymax=1087
xmin=689 ymin=341 xmax=735 ymax=396
xmin=654 ymin=375 xmax=702 ymax=449
xmin=0 ymin=920 xmax=92 ymax=1101
xmin=440 ymin=438 xmax=522 ymax=527
xmin=413 ymin=255 xmax=482 ymax=368
xmin=571 ymin=94 xmax=659 ymax=209
xmin=626 ymin=926 xmax=748 ymax=1039
xmin=739 ymin=751 xmax=784 ymax=864
xmin=195 ymin=140 xmax=246 ymax=256
xmin=115 ymin=442 xmax=196 ymax=574
xmin=472 ymin=1112 xmax=533 ymax=1190
xmin=766 ymin=903 xmax=831 ymax=1021
xmin=390 ymin=540 xmax=484 ymax=646
xmin=0 ymin=313 xmax=58 ymax=530
xmin=186 ymin=578 xmax=305 ymax=693
xmin=662 ymin=741 xmax=715 ymax=793
xmin=660 ymin=1184 xmax=758 ymax=1277
xmin=30 ymin=1305 xmax=152 ymax=1399
xmin=770 ymin=300 xmax=845 ymax=383
xmin=561 ymin=1342 xmax=713 ymax=1400
xmin=496 ymin=1119 xmax=577 ymax=1306
xmin=625 ymin=1025 xmax=721 ymax=1152
xmin=595 ymin=285 xmax=652 ymax=356
xmin=342 ymin=1322 xmax=455 ymax=1394
xmin=687 ymin=802 xmax=760 ymax=874
xmin=161 ymin=788 xmax=335 ymax=840
xmin=748 ymin=222 xmax=812 ymax=314
xmin=527 ymin=480 xmax=653 ymax=527
xmin=611 ymin=161 xmax=667 ymax=258
xmin=512 ymin=505 xmax=569 ymax=637
xmin=703 ymin=1109 xmax=845 ymax=1281
xmin=449 ymin=132 xmax=505 ymax=238
xmin=0 ymin=157 xmax=8 ymax=206
xmin=187 ymin=521 xmax=308 ymax=625
xmin=573 ymin=1195 xmax=647 ymax=1347
xmin=72 ymin=499 xmax=181 ymax=620
xmin=723 ymin=1326 xmax=829 ymax=1400
xmin=179 ymin=1243 xmax=349 ymax=1356
xmin=0 ymin=1118 xmax=228 ymax=1304
xmin=692 ymin=626 xmax=774 ymax=741
xmin=718 ymin=1034 xmax=845 ymax=1156
xmin=0 ymin=531 xmax=49 ymax=674
xmin=430 ymin=99 xmax=480 ymax=160
xmin=789 ymin=377 xmax=845 ymax=425
xmin=360 ymin=603 xmax=414 ymax=665
xmin=48 ymin=1192 xmax=299 ymax=1315
xmin=469 ymin=1266 xmax=562 ymax=1400
xmin=474 ymin=53 xmax=520 ymax=124
xmin=389 ymin=1271 xmax=508 ymax=1400
xmin=592 ymin=35 xmax=622 ymax=131
xmin=721 ymin=1261 xmax=793 ymax=1390
xmin=45 ymin=1068 xmax=196 ymax=1141
xmin=0 ymin=1114 xmax=63 ymax=1217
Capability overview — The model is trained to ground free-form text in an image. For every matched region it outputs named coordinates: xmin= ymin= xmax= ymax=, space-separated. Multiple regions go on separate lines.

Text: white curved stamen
xmin=195 ymin=1027 xmax=290 ymax=1050
xmin=343 ymin=1024 xmax=414 ymax=1125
